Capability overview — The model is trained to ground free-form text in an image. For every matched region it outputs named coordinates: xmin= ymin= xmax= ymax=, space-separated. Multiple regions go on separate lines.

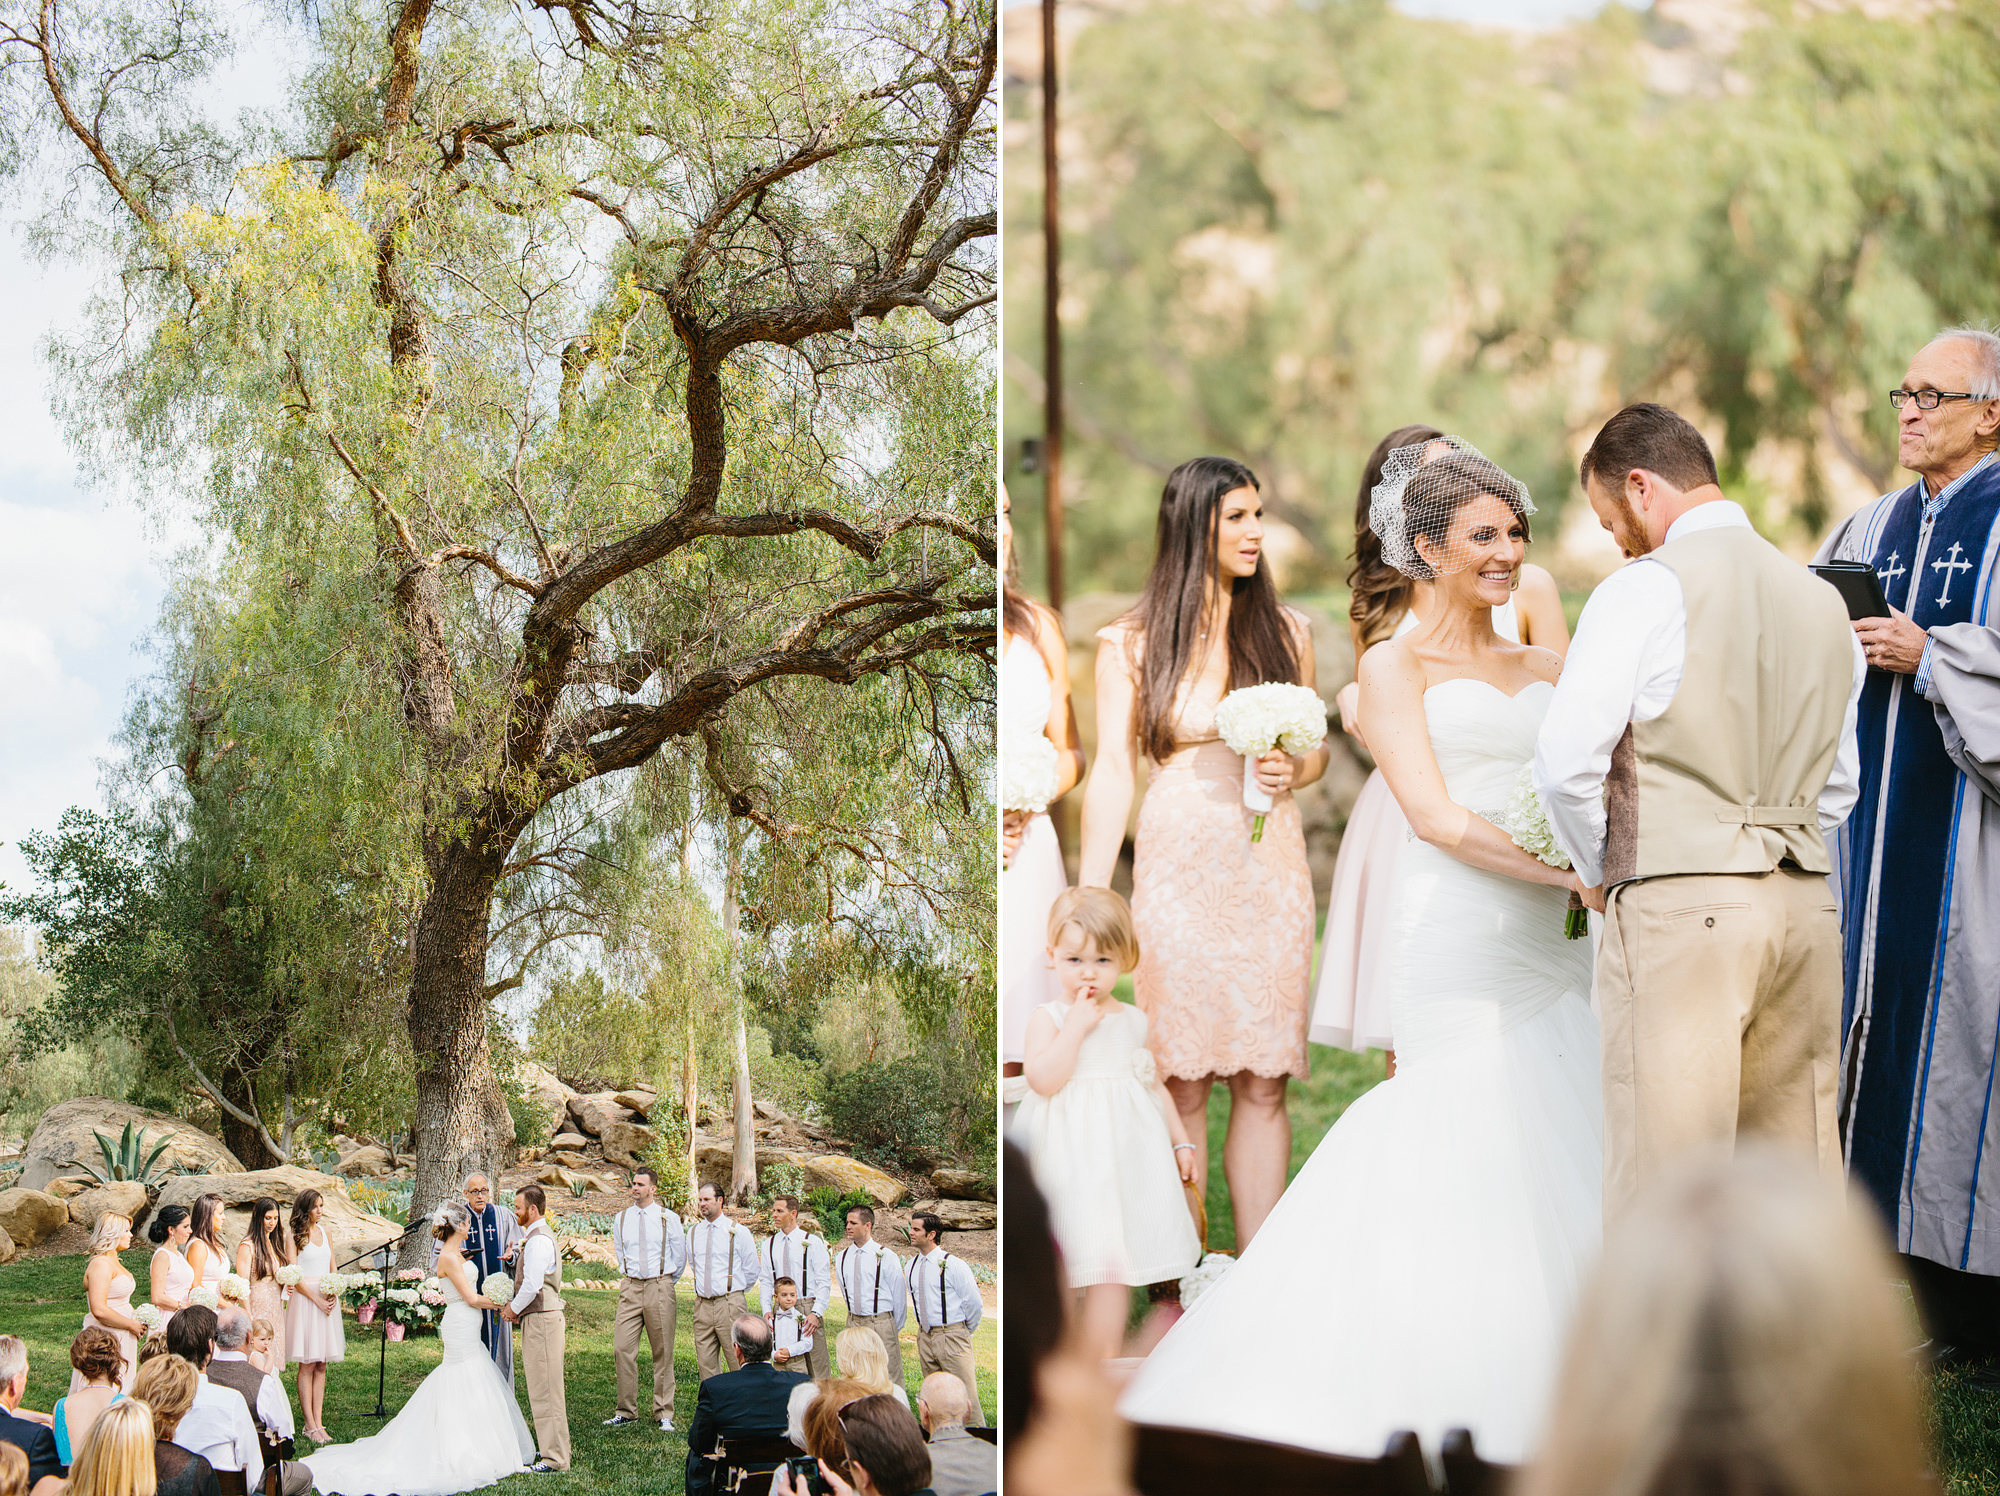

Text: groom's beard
xmin=1611 ymin=494 xmax=1653 ymax=558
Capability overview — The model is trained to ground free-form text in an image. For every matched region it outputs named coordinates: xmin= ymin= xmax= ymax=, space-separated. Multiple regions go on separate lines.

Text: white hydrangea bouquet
xmin=1212 ymin=683 xmax=1329 ymax=842
xmin=1179 ymin=1251 xmax=1235 ymax=1309
xmin=219 ymin=1272 xmax=250 ymax=1304
xmin=1000 ymin=729 xmax=1060 ymax=815
xmin=188 ymin=1285 xmax=219 ymax=1309
xmin=274 ymin=1265 xmax=302 ymax=1287
xmin=1495 ymin=766 xmax=1587 ymax=939
xmin=133 ymin=1303 xmax=164 ymax=1336
xmin=481 ymin=1271 xmax=515 ymax=1304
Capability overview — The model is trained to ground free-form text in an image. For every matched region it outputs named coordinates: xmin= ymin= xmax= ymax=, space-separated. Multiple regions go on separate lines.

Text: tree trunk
xmin=683 ymin=1018 xmax=700 ymax=1206
xmin=725 ymin=822 xmax=758 ymax=1206
xmin=402 ymin=833 xmax=517 ymax=1264
xmin=219 ymin=1066 xmax=283 ymax=1171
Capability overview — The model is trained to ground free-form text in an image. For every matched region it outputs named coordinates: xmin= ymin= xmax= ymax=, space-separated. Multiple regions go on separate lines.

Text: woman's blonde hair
xmin=1523 ymin=1145 xmax=1930 ymax=1496
xmin=87 ymin=1213 xmax=132 ymax=1255
xmin=0 ymin=1441 xmax=26 ymax=1496
xmin=834 ymin=1326 xmax=897 ymax=1396
xmin=1045 ymin=887 xmax=1140 ymax=973
xmin=66 ymin=1397 xmax=157 ymax=1496
xmin=132 ymin=1352 xmax=198 ymax=1441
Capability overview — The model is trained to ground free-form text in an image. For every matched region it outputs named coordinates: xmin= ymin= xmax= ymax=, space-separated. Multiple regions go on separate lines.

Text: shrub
xmin=804 ymin=1185 xmax=873 ymax=1231
xmin=818 ymin=1056 xmax=955 ymax=1170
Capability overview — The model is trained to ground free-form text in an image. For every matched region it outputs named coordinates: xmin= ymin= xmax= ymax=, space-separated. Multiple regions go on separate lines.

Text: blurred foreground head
xmin=1524 ymin=1145 xmax=1929 ymax=1496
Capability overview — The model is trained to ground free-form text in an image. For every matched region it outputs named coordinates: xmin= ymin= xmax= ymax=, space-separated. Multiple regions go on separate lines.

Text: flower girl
xmin=1013 ymin=887 xmax=1202 ymax=1360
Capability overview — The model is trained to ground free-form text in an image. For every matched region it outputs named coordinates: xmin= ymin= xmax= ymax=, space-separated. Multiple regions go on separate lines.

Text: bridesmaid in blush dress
xmin=286 ymin=1189 xmax=345 ymax=1444
xmin=72 ymin=1214 xmax=144 ymax=1393
xmin=235 ymin=1196 xmax=291 ymax=1374
xmin=1312 ymin=427 xmax=1571 ymax=1070
xmin=147 ymin=1205 xmax=195 ymax=1332
xmin=1078 ymin=456 xmax=1328 ymax=1251
xmin=1000 ymin=484 xmax=1085 ymax=1098
xmin=184 ymin=1193 xmax=227 ymax=1302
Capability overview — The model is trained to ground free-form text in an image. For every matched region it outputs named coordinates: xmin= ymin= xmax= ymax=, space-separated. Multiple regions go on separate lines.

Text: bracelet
xmin=1172 ymin=1143 xmax=1196 ymax=1153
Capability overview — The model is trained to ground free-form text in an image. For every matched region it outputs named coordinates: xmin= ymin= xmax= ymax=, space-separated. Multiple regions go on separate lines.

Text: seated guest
xmin=134 ymin=1354 xmax=221 ymax=1496
xmin=915 ymin=1374 xmax=993 ymax=1496
xmin=834 ymin=1328 xmax=907 ymax=1408
xmin=786 ymin=1377 xmax=868 ymax=1479
xmin=0 ymin=1443 xmax=25 ymax=1496
xmin=1522 ymin=1146 xmax=1931 ymax=1496
xmin=0 ymin=1337 xmax=60 ymax=1492
xmin=684 ymin=1315 xmax=809 ymax=1496
xmin=54 ymin=1327 xmax=127 ymax=1470
xmin=62 ymin=1396 xmax=155 ymax=1496
xmin=164 ymin=1306 xmax=263 ymax=1490
xmin=207 ymin=1310 xmax=307 ymax=1496
xmin=828 ymin=1394 xmax=934 ymax=1496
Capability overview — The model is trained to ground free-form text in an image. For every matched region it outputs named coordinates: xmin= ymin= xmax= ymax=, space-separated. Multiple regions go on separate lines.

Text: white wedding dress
xmin=303 ymin=1268 xmax=535 ymax=1495
xmin=1120 ymin=679 xmax=1602 ymax=1464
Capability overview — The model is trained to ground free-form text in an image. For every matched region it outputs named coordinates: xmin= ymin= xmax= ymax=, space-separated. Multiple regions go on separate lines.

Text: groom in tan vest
xmin=502 ymin=1184 xmax=571 ymax=1472
xmin=1534 ymin=403 xmax=1866 ymax=1215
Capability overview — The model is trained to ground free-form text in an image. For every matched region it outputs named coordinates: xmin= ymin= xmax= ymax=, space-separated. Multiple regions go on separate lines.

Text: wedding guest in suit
xmin=606 ymin=1166 xmax=686 ymax=1432
xmin=503 ymin=1184 xmax=571 ymax=1473
xmin=0 ymin=1338 xmax=59 ymax=1492
xmin=73 ymin=1215 xmax=143 ymax=1396
xmin=832 ymin=1207 xmax=905 ymax=1385
xmin=133 ymin=1353 xmax=221 ymax=1496
xmin=232 ymin=1199 xmax=291 ymax=1377
xmin=1523 ymin=1147 xmax=1928 ymax=1496
xmin=759 ymin=1194 xmax=831 ymax=1381
xmin=916 ymin=1373 xmax=995 ymax=1496
xmin=208 ymin=1310 xmax=308 ymax=1495
xmin=684 ymin=1317 xmax=808 ymax=1496
xmin=687 ymin=1183 xmax=760 ymax=1382
xmin=164 ymin=1306 xmax=264 ymax=1490
xmin=1077 ymin=457 xmax=1327 ymax=1250
xmin=908 ymin=1221 xmax=982 ymax=1426
xmin=62 ymin=1397 xmax=157 ymax=1496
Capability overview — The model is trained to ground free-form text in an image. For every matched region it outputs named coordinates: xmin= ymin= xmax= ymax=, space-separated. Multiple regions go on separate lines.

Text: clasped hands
xmin=1252 ymin=747 xmax=1300 ymax=794
xmin=1854 ymin=608 xmax=1928 ymax=675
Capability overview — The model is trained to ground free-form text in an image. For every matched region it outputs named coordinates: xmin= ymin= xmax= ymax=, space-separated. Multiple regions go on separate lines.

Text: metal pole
xmin=1040 ymin=0 xmax=1064 ymax=614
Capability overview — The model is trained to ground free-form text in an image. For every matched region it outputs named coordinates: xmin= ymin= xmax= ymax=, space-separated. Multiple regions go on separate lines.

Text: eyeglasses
xmin=1890 ymin=388 xmax=1991 ymax=410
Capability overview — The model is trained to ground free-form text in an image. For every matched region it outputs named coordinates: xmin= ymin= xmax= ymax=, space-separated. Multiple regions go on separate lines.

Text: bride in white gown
xmin=304 ymin=1201 xmax=535 ymax=1495
xmin=1120 ymin=438 xmax=1603 ymax=1464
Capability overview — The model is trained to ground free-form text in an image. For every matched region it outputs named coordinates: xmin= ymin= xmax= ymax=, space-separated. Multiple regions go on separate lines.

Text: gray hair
xmin=1925 ymin=326 xmax=2000 ymax=400
xmin=0 ymin=1336 xmax=24 ymax=1393
xmin=731 ymin=1314 xmax=773 ymax=1363
xmin=214 ymin=1308 xmax=252 ymax=1350
xmin=463 ymin=1174 xmax=489 ymax=1191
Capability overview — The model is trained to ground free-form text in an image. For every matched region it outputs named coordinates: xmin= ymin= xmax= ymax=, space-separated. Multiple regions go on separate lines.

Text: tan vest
xmin=1602 ymin=525 xmax=1853 ymax=887
xmin=512 ymin=1217 xmax=563 ymax=1316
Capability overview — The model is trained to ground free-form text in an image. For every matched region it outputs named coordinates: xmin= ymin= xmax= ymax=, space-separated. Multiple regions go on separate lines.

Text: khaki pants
xmin=846 ymin=1312 xmax=902 ymax=1385
xmin=1599 ymin=869 xmax=1842 ymax=1219
xmin=614 ymin=1275 xmax=678 ymax=1420
xmin=693 ymin=1292 xmax=745 ymax=1381
xmin=917 ymin=1323 xmax=983 ymax=1426
xmin=521 ymin=1308 xmax=571 ymax=1471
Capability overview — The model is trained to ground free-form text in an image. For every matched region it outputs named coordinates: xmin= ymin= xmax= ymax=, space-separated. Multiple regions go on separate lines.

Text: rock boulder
xmin=611 ymin=1089 xmax=657 ymax=1118
xmin=597 ymin=1121 xmax=655 ymax=1171
xmin=0 ymin=1224 xmax=15 ymax=1264
xmin=801 ymin=1155 xmax=906 ymax=1208
xmin=567 ymin=1092 xmax=640 ymax=1138
xmin=910 ymin=1198 xmax=995 ymax=1232
xmin=69 ymin=1181 xmax=151 ymax=1233
xmin=21 ymin=1099 xmax=243 ymax=1193
xmin=549 ymin=1132 xmax=589 ymax=1153
xmin=45 ymin=1178 xmax=90 ymax=1199
xmin=153 ymin=1168 xmax=403 ymax=1263
xmin=334 ymin=1146 xmax=394 ymax=1180
xmin=928 ymin=1168 xmax=993 ymax=1202
xmin=0 ymin=1187 xmax=73 ymax=1248
xmin=560 ymin=1236 xmax=617 ymax=1269
xmin=518 ymin=1062 xmax=573 ymax=1129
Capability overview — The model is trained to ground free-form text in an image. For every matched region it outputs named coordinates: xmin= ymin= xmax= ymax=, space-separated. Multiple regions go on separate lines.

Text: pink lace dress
xmin=242 ymin=1248 xmax=289 ymax=1372
xmin=1123 ymin=639 xmax=1316 ymax=1082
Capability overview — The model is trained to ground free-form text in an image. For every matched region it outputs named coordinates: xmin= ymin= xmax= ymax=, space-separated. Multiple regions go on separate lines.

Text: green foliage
xmin=68 ymin=1122 xmax=176 ymax=1186
xmin=567 ymin=1175 xmax=589 ymax=1199
xmin=528 ymin=969 xmax=657 ymax=1087
xmin=349 ymin=1180 xmax=414 ymax=1226
xmin=819 ymin=1056 xmax=959 ymax=1171
xmin=803 ymin=1186 xmax=874 ymax=1230
xmin=639 ymin=1123 xmax=692 ymax=1215
xmin=0 ymin=928 xmax=142 ymax=1142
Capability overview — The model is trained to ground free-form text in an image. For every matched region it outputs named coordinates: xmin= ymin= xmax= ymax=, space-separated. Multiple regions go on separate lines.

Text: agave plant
xmin=68 ymin=1122 xmax=176 ymax=1186
xmin=567 ymin=1176 xmax=589 ymax=1200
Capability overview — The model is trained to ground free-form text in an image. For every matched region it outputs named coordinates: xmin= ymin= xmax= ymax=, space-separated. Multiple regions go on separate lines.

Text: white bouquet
xmin=386 ymin=1287 xmax=419 ymax=1305
xmin=1494 ymin=766 xmax=1587 ymax=939
xmin=188 ymin=1285 xmax=219 ymax=1309
xmin=274 ymin=1265 xmax=302 ymax=1287
xmin=481 ymin=1272 xmax=515 ymax=1304
xmin=1178 ymin=1251 xmax=1236 ymax=1309
xmin=1000 ymin=729 xmax=1061 ymax=815
xmin=219 ymin=1272 xmax=250 ymax=1304
xmin=1212 ymin=683 xmax=1329 ymax=841
xmin=133 ymin=1303 xmax=164 ymax=1336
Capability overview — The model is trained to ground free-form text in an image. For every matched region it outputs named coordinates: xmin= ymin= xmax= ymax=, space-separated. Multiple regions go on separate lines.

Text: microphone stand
xmin=338 ymin=1218 xmax=430 ymax=1420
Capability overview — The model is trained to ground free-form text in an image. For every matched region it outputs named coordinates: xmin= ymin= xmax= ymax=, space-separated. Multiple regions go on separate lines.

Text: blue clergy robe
xmin=1818 ymin=455 xmax=2000 ymax=1277
xmin=467 ymin=1201 xmax=522 ymax=1385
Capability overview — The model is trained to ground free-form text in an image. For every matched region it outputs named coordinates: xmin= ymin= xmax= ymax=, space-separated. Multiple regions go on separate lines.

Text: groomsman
xmin=502 ymin=1185 xmax=571 ymax=1473
xmin=605 ymin=1167 xmax=687 ymax=1432
xmin=758 ymin=1194 xmax=832 ymax=1380
xmin=834 ymin=1205 xmax=907 ymax=1384
xmin=686 ymin=1181 xmax=760 ymax=1381
xmin=906 ymin=1212 xmax=983 ymax=1425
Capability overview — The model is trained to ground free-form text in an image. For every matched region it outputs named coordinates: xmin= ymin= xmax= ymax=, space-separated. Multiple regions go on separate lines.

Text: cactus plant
xmin=68 ymin=1122 xmax=176 ymax=1186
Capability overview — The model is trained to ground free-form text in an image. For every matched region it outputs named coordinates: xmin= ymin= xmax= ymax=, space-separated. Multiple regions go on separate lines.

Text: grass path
xmin=0 ymin=1248 xmax=995 ymax=1496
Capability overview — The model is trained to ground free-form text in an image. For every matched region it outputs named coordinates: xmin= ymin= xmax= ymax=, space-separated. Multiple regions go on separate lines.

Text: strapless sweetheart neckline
xmin=1423 ymin=676 xmax=1556 ymax=703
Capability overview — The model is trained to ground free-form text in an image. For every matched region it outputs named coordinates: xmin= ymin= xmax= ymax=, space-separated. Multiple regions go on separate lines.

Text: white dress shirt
xmin=771 ymin=1306 xmax=814 ymax=1359
xmin=758 ymin=1227 xmax=830 ymax=1316
xmin=210 ymin=1349 xmax=295 ymax=1438
xmin=1533 ymin=501 xmax=1868 ymax=888
xmin=909 ymin=1247 xmax=981 ymax=1333
xmin=834 ymin=1239 xmax=907 ymax=1329
xmin=508 ymin=1229 xmax=560 ymax=1316
xmin=686 ymin=1215 xmax=759 ymax=1297
xmin=177 ymin=1372 xmax=264 ymax=1484
xmin=613 ymin=1203 xmax=687 ymax=1281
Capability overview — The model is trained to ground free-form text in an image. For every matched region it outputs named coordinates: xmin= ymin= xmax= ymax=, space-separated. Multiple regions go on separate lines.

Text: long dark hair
xmin=1123 ymin=456 xmax=1300 ymax=763
xmin=247 ymin=1197 xmax=289 ymax=1282
xmin=290 ymin=1189 xmax=323 ymax=1251
xmin=189 ymin=1192 xmax=223 ymax=1259
xmin=1349 ymin=424 xmax=1444 ymax=649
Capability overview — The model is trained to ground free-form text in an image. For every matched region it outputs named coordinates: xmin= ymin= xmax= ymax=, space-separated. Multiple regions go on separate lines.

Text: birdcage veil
xmin=1368 ymin=436 xmax=1535 ymax=580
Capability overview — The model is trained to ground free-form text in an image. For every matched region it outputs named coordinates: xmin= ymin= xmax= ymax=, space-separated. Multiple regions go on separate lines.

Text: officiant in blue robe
xmin=1816 ymin=329 xmax=2000 ymax=1367
xmin=430 ymin=1174 xmax=525 ymax=1385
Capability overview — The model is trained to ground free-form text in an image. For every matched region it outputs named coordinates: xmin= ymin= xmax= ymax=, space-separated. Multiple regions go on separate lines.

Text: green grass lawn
xmin=0 ymin=1248 xmax=995 ymax=1496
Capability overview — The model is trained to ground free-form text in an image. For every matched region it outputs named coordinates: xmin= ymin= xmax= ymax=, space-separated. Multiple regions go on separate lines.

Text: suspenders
xmin=841 ymin=1244 xmax=887 ymax=1315
xmin=615 ymin=1207 xmax=671 ymax=1277
xmin=919 ymin=1251 xmax=950 ymax=1329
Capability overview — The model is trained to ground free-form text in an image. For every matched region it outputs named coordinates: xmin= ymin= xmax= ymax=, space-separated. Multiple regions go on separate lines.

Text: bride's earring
xmin=1509 ymin=571 xmax=1521 ymax=592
